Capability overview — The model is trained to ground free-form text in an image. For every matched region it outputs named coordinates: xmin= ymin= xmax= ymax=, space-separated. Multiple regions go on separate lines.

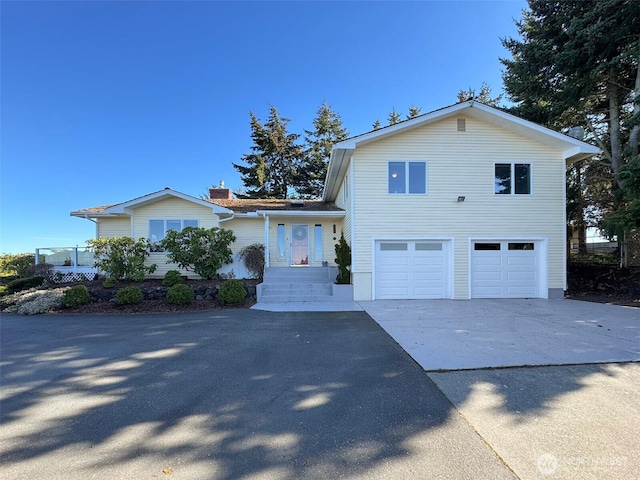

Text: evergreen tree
xmin=233 ymin=106 xmax=304 ymax=199
xmin=501 ymin=0 xmax=640 ymax=251
xmin=299 ymin=102 xmax=349 ymax=198
xmin=387 ymin=107 xmax=402 ymax=125
xmin=456 ymin=82 xmax=503 ymax=106
xmin=372 ymin=119 xmax=381 ymax=130
xmin=407 ymin=105 xmax=421 ymax=119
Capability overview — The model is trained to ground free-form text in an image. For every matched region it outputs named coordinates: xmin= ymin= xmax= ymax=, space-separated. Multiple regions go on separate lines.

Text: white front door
xmin=291 ymin=224 xmax=309 ymax=266
xmin=375 ymin=240 xmax=450 ymax=299
xmin=471 ymin=241 xmax=541 ymax=298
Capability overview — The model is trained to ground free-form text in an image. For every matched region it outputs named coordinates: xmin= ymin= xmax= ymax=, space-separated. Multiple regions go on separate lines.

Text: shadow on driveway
xmin=1 ymin=310 xmax=515 ymax=479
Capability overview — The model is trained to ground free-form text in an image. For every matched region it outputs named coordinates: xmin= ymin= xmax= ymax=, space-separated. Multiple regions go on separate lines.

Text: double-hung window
xmin=388 ymin=161 xmax=427 ymax=194
xmin=149 ymin=219 xmax=198 ymax=251
xmin=495 ymin=163 xmax=531 ymax=195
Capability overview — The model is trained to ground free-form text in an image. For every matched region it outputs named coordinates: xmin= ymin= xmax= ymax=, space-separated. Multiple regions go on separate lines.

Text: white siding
xmin=351 ymin=115 xmax=566 ymax=300
xmin=97 ymin=217 xmax=131 ymax=238
xmin=132 ymin=197 xmax=221 ymax=278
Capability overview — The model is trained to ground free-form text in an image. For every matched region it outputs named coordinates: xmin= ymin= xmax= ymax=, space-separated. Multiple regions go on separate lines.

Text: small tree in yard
xmin=238 ymin=243 xmax=265 ymax=280
xmin=87 ymin=237 xmax=157 ymax=281
xmin=161 ymin=227 xmax=236 ymax=280
xmin=334 ymin=232 xmax=351 ymax=284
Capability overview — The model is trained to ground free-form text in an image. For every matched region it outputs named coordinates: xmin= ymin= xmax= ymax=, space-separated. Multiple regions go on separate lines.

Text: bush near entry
xmin=219 ymin=279 xmax=246 ymax=304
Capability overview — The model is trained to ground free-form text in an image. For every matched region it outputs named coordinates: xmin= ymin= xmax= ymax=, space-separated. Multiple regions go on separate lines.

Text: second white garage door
xmin=375 ymin=240 xmax=451 ymax=299
xmin=471 ymin=241 xmax=542 ymax=298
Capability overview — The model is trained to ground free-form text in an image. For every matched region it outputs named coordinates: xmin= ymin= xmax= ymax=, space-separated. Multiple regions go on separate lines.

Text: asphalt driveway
xmin=1 ymin=310 xmax=515 ymax=480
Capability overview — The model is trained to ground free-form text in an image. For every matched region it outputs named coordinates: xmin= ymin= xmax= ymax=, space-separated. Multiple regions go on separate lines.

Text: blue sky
xmin=1 ymin=0 xmax=526 ymax=254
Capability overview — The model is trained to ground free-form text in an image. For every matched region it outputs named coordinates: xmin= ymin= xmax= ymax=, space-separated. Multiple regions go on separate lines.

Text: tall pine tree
xmin=501 ymin=0 xmax=640 ymax=248
xmin=298 ymin=102 xmax=349 ymax=198
xmin=233 ymin=106 xmax=304 ymax=199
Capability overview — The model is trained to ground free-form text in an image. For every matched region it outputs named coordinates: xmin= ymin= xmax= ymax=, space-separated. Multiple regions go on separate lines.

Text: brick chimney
xmin=209 ymin=181 xmax=233 ymax=200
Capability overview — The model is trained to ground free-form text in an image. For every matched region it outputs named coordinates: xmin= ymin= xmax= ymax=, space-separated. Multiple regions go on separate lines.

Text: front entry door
xmin=291 ymin=224 xmax=309 ymax=265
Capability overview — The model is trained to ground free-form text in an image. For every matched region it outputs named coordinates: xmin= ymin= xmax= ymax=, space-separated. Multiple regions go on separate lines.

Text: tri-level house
xmin=65 ymin=101 xmax=599 ymax=302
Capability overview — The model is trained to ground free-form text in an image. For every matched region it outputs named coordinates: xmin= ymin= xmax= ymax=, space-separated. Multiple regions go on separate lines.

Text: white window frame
xmin=494 ymin=163 xmax=532 ymax=195
xmin=149 ymin=219 xmax=198 ymax=252
xmin=388 ymin=161 xmax=427 ymax=195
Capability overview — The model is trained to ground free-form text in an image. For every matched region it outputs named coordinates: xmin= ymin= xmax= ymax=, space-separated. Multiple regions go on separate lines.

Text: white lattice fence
xmin=47 ymin=272 xmax=97 ymax=284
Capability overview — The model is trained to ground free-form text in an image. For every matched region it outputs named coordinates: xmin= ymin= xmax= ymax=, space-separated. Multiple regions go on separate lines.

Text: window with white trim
xmin=495 ymin=163 xmax=531 ymax=195
xmin=149 ymin=219 xmax=198 ymax=251
xmin=314 ymin=224 xmax=323 ymax=262
xmin=388 ymin=161 xmax=427 ymax=194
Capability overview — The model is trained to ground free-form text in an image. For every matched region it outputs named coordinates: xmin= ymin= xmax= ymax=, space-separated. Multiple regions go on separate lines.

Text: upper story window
xmin=495 ymin=163 xmax=531 ymax=195
xmin=149 ymin=219 xmax=198 ymax=252
xmin=388 ymin=161 xmax=427 ymax=194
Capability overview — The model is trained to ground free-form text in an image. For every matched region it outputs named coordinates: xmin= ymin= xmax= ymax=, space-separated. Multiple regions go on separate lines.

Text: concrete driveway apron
xmin=361 ymin=298 xmax=640 ymax=479
xmin=359 ymin=298 xmax=640 ymax=370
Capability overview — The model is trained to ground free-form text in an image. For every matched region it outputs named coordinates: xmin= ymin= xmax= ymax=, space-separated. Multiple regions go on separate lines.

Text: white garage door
xmin=471 ymin=241 xmax=541 ymax=298
xmin=375 ymin=241 xmax=450 ymax=299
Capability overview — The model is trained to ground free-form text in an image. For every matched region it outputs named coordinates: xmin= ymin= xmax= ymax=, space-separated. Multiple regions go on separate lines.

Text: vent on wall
xmin=457 ymin=118 xmax=466 ymax=132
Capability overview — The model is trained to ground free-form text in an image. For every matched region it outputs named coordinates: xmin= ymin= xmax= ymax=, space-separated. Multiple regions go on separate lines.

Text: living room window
xmin=149 ymin=219 xmax=198 ymax=251
xmin=388 ymin=161 xmax=427 ymax=194
xmin=495 ymin=163 xmax=531 ymax=195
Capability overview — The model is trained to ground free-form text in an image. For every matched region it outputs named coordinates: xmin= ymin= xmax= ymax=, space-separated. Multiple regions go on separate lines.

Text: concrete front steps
xmin=257 ymin=267 xmax=353 ymax=303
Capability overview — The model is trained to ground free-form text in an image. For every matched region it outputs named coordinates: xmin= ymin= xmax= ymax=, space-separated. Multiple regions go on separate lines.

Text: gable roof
xmin=323 ymin=101 xmax=601 ymax=201
xmin=71 ymin=188 xmax=344 ymax=219
xmin=210 ymin=199 xmax=343 ymax=214
xmin=71 ymin=188 xmax=234 ymax=218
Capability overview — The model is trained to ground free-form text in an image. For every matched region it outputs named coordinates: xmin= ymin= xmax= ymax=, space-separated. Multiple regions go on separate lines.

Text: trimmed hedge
xmin=7 ymin=276 xmax=45 ymax=294
xmin=167 ymin=284 xmax=194 ymax=305
xmin=116 ymin=286 xmax=143 ymax=305
xmin=219 ymin=279 xmax=246 ymax=304
xmin=63 ymin=285 xmax=90 ymax=307
xmin=163 ymin=270 xmax=185 ymax=287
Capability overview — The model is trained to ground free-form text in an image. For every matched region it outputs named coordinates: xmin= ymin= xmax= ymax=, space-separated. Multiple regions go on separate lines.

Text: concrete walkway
xmin=360 ymin=298 xmax=640 ymax=370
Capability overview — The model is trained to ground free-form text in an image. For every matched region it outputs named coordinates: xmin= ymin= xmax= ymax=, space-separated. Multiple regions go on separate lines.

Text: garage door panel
xmin=507 ymin=271 xmax=537 ymax=281
xmin=376 ymin=240 xmax=450 ymax=299
xmin=471 ymin=240 xmax=541 ymax=298
xmin=473 ymin=271 xmax=502 ymax=281
xmin=506 ymin=256 xmax=537 ymax=266
xmin=473 ymin=256 xmax=502 ymax=266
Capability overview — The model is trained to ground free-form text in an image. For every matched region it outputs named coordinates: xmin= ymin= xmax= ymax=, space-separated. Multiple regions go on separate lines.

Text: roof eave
xmin=255 ymin=210 xmax=345 ymax=217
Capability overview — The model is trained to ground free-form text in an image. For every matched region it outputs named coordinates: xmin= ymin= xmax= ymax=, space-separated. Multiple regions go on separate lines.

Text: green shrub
xmin=87 ymin=237 xmax=157 ymax=281
xmin=7 ymin=276 xmax=45 ymax=294
xmin=218 ymin=279 xmax=246 ymax=304
xmin=167 ymin=284 xmax=194 ymax=305
xmin=0 ymin=253 xmax=36 ymax=278
xmin=116 ymin=286 xmax=143 ymax=305
xmin=103 ymin=277 xmax=117 ymax=288
xmin=238 ymin=243 xmax=265 ymax=280
xmin=334 ymin=231 xmax=351 ymax=284
xmin=63 ymin=285 xmax=90 ymax=307
xmin=163 ymin=270 xmax=185 ymax=287
xmin=160 ymin=227 xmax=236 ymax=280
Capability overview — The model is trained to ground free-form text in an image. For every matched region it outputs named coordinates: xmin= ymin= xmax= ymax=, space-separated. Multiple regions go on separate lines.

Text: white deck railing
xmin=35 ymin=247 xmax=98 ymax=282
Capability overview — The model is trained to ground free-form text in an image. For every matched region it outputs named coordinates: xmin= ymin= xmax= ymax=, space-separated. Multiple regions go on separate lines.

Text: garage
xmin=375 ymin=240 xmax=451 ymax=299
xmin=471 ymin=240 xmax=542 ymax=298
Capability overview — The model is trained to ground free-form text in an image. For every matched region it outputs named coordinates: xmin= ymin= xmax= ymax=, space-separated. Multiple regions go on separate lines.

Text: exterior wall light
xmin=457 ymin=196 xmax=466 ymax=202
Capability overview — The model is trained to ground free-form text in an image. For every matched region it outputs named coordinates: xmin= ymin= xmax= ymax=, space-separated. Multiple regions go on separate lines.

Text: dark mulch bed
xmin=566 ymin=263 xmax=640 ymax=308
xmin=54 ymin=278 xmax=257 ymax=315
